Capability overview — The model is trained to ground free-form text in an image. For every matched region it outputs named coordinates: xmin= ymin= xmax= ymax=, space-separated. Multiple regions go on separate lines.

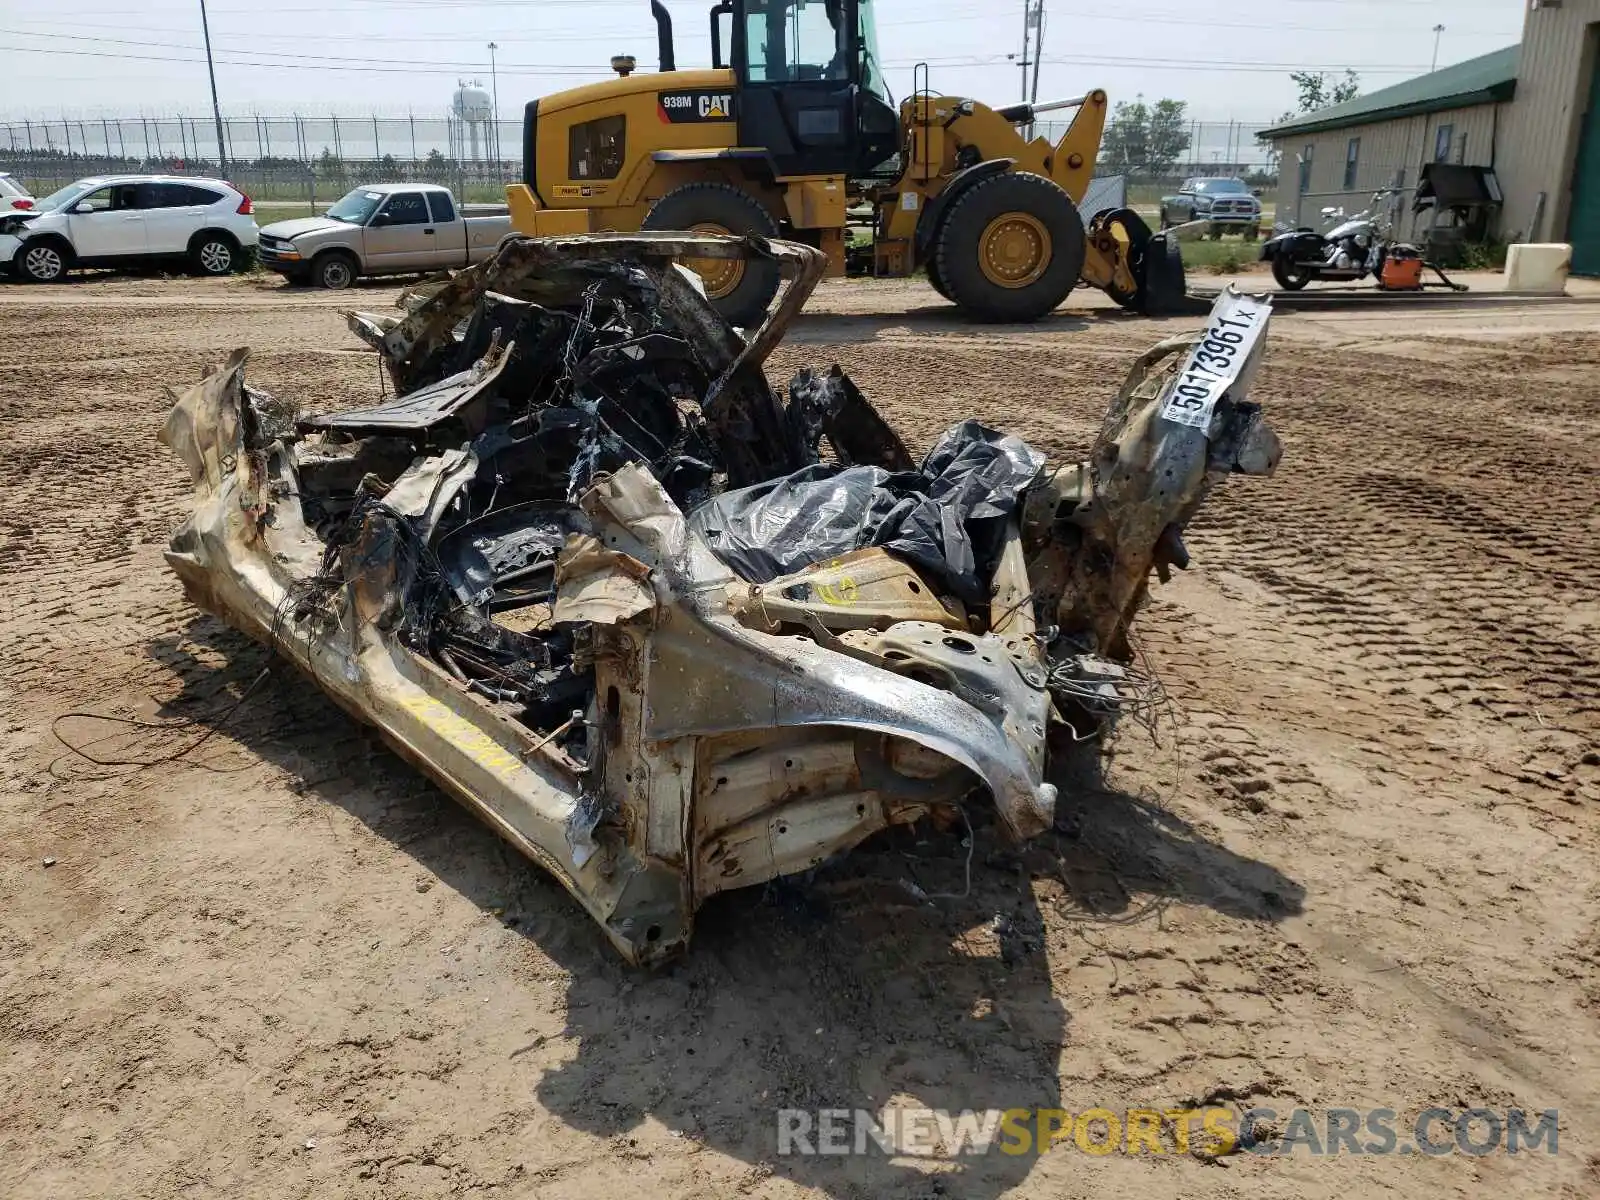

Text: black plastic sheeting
xmin=690 ymin=419 xmax=1046 ymax=602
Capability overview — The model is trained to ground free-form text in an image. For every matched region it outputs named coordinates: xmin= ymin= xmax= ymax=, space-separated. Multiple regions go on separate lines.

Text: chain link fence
xmin=1 ymin=115 xmax=518 ymax=207
xmin=1 ymin=113 xmax=1278 ymax=212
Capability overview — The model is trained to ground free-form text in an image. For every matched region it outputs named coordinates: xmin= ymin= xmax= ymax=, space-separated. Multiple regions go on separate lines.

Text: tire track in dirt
xmin=1182 ymin=342 xmax=1598 ymax=779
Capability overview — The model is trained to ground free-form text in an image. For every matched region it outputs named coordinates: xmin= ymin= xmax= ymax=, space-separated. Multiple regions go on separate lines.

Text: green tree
xmin=1099 ymin=97 xmax=1192 ymax=178
xmin=1259 ymin=71 xmax=1361 ymax=169
xmin=1291 ymin=69 xmax=1361 ymax=112
xmin=317 ymin=146 xmax=346 ymax=183
xmin=1099 ymin=99 xmax=1149 ymax=175
xmin=1146 ymin=99 xmax=1193 ymax=177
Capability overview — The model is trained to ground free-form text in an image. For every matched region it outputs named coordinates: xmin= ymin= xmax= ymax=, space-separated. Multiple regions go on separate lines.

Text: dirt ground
xmin=2 ymin=271 xmax=1598 ymax=1200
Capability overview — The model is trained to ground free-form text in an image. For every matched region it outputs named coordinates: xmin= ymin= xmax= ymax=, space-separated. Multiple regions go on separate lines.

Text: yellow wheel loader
xmin=506 ymin=0 xmax=1189 ymax=325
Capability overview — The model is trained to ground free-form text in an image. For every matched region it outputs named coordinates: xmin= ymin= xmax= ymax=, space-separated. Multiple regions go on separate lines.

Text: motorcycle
xmin=1259 ymin=189 xmax=1458 ymax=292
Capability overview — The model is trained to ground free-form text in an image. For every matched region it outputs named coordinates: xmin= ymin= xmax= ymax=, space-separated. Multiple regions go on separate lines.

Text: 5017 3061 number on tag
xmin=1159 ymin=290 xmax=1273 ymax=431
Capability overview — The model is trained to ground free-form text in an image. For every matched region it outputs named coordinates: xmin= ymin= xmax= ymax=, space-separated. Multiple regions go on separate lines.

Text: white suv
xmin=0 ymin=173 xmax=34 ymax=212
xmin=0 ymin=175 xmax=259 ymax=282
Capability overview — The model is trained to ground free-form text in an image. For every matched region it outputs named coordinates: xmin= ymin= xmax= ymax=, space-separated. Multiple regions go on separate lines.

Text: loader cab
xmin=717 ymin=0 xmax=900 ymax=177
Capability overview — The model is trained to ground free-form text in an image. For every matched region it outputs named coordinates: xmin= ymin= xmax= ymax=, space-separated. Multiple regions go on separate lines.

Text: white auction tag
xmin=1159 ymin=288 xmax=1273 ymax=430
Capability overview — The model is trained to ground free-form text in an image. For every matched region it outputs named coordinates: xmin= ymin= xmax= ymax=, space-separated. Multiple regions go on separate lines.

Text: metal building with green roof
xmin=1258 ymin=4 xmax=1600 ymax=275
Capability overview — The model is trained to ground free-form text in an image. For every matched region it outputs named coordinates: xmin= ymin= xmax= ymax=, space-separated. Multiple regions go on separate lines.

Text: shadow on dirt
xmin=147 ymin=617 xmax=1303 ymax=1200
xmin=786 ymin=305 xmax=1100 ymax=345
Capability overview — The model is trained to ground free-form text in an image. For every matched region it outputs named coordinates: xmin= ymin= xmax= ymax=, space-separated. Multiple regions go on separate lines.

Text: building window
xmin=1343 ymin=137 xmax=1360 ymax=190
xmin=1455 ymin=132 xmax=1468 ymax=164
xmin=568 ymin=115 xmax=626 ymax=181
xmin=1433 ymin=123 xmax=1454 ymax=163
xmin=1298 ymin=143 xmax=1314 ymax=193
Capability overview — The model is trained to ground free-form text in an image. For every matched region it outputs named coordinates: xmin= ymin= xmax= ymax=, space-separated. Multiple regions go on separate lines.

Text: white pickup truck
xmin=256 ymin=183 xmax=511 ymax=288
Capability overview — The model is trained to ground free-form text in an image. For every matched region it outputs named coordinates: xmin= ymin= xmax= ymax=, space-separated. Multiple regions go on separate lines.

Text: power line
xmin=6 ymin=5 xmax=1018 ymax=39
xmin=0 ymin=43 xmax=603 ymax=74
xmin=1 ymin=36 xmax=1452 ymax=78
xmin=8 ymin=29 xmax=574 ymax=68
xmin=7 ymin=7 xmax=1520 ymax=42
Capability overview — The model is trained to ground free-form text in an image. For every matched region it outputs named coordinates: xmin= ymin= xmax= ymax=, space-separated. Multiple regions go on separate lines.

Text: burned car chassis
xmin=161 ymin=233 xmax=1280 ymax=964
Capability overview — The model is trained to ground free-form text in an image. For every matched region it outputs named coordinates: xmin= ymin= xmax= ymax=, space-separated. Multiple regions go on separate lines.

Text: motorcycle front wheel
xmin=1272 ymin=258 xmax=1312 ymax=291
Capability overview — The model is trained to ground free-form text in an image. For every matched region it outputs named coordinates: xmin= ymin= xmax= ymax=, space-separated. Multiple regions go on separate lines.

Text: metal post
xmin=1017 ymin=1 xmax=1029 ymax=102
xmin=373 ymin=114 xmax=380 ymax=163
xmin=1027 ymin=2 xmax=1044 ymax=109
xmin=488 ymin=42 xmax=501 ymax=175
xmin=409 ymin=112 xmax=417 ymax=162
xmin=24 ymin=119 xmax=35 ymax=155
xmin=198 ymin=0 xmax=229 ymax=174
xmin=1431 ymin=24 xmax=1444 ymax=72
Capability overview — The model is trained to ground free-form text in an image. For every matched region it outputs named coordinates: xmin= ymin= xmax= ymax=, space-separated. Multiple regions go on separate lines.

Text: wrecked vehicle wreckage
xmin=160 ymin=232 xmax=1281 ymax=964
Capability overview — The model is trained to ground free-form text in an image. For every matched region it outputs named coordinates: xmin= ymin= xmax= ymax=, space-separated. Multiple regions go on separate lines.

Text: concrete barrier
xmin=1505 ymin=243 xmax=1571 ymax=293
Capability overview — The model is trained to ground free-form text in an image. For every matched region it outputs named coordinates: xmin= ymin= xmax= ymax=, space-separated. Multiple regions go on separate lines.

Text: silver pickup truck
xmin=256 ymin=183 xmax=511 ymax=288
xmin=1158 ymin=177 xmax=1263 ymax=241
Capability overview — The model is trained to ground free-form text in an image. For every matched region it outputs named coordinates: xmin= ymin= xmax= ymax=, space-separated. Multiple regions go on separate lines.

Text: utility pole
xmin=488 ymin=42 xmax=502 ymax=173
xmin=1015 ymin=0 xmax=1044 ymax=134
xmin=198 ymin=0 xmax=228 ymax=173
xmin=1431 ymin=24 xmax=1444 ymax=72
xmin=1017 ymin=4 xmax=1030 ymax=103
xmin=1028 ymin=0 xmax=1045 ymax=108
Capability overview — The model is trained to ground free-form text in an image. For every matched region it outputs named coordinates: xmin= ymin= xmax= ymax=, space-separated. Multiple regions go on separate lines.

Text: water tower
xmin=450 ymin=81 xmax=494 ymax=163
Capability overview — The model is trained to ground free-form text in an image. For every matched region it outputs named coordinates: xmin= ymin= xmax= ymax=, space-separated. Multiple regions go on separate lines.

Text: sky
xmin=0 ymin=0 xmax=1528 ymax=126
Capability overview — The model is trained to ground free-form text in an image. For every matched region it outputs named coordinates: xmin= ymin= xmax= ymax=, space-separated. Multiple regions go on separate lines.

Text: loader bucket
xmin=1088 ymin=208 xmax=1196 ymax=317
xmin=1137 ymin=231 xmax=1194 ymax=316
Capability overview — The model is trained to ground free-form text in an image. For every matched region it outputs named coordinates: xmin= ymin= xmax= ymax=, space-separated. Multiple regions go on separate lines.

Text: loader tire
xmin=642 ymin=182 xmax=781 ymax=327
xmin=934 ymin=171 xmax=1086 ymax=323
xmin=926 ymin=253 xmax=952 ymax=300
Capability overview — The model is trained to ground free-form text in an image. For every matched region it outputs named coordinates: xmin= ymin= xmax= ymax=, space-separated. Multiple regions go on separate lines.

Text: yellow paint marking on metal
xmin=398 ymin=692 xmax=527 ymax=783
xmin=815 ymin=577 xmax=860 ymax=606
